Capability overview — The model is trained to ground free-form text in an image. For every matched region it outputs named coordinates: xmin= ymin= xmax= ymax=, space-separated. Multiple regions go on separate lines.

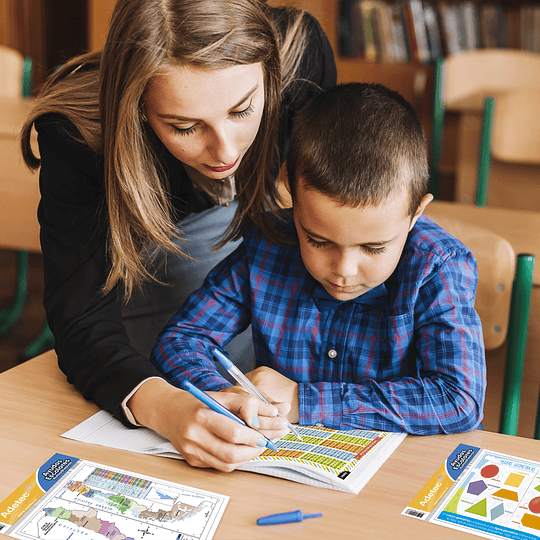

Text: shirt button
xmin=328 ymin=349 xmax=337 ymax=359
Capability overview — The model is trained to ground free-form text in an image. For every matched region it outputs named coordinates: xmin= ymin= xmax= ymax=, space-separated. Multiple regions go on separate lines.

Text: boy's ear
xmin=278 ymin=166 xmax=293 ymax=208
xmin=408 ymin=193 xmax=434 ymax=231
xmin=282 ymin=167 xmax=292 ymax=194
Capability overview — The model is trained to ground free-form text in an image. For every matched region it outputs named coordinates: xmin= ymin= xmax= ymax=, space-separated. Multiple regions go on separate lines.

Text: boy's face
xmin=289 ymin=178 xmax=432 ymax=301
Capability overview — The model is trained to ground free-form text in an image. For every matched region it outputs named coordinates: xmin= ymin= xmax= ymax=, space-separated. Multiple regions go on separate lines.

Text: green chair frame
xmin=429 ymin=56 xmax=536 ymax=437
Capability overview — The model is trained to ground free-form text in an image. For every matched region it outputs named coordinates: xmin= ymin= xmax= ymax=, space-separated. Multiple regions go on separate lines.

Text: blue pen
xmin=179 ymin=378 xmax=279 ymax=452
xmin=213 ymin=348 xmax=303 ymax=442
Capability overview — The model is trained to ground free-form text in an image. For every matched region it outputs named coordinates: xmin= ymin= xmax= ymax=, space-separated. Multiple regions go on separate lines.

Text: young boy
xmin=150 ymin=82 xmax=486 ymax=438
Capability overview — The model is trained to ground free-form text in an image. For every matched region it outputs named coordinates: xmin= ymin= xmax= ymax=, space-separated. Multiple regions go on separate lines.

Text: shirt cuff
xmin=298 ymin=382 xmax=345 ymax=430
xmin=121 ymin=376 xmax=164 ymax=427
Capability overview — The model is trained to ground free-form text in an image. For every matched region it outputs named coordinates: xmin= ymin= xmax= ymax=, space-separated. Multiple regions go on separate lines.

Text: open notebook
xmin=62 ymin=410 xmax=406 ymax=495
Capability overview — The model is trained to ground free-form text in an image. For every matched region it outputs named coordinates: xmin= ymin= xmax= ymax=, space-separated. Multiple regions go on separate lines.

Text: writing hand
xmin=244 ymin=366 xmax=299 ymax=424
xmin=127 ymin=378 xmax=286 ymax=472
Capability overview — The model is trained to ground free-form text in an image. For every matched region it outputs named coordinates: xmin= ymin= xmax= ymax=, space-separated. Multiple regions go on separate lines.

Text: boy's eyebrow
xmin=299 ymin=221 xmax=398 ymax=246
xmin=157 ymin=85 xmax=259 ymax=122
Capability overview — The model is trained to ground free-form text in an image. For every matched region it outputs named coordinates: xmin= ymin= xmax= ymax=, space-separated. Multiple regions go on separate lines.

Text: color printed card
xmin=0 ymin=453 xmax=228 ymax=540
xmin=403 ymin=444 xmax=540 ymax=539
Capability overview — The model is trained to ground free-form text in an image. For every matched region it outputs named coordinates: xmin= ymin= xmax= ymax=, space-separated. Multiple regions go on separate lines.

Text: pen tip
xmin=268 ymin=441 xmax=279 ymax=452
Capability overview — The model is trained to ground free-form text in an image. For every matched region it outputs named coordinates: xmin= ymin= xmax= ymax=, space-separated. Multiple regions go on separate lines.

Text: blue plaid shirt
xmin=151 ymin=211 xmax=486 ymax=435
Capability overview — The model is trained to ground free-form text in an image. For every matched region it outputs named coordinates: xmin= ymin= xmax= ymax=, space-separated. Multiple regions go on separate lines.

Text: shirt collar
xmin=312 ymin=282 xmax=388 ymax=312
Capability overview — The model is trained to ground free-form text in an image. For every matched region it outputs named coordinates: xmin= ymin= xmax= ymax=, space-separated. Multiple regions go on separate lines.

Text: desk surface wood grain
xmin=2 ymin=351 xmax=540 ymax=539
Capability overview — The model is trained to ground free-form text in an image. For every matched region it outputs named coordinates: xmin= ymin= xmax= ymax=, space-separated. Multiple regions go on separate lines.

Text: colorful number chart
xmin=403 ymin=444 xmax=540 ymax=539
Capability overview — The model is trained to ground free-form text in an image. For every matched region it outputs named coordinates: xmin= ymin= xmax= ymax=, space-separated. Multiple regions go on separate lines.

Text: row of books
xmin=338 ymin=0 xmax=540 ymax=64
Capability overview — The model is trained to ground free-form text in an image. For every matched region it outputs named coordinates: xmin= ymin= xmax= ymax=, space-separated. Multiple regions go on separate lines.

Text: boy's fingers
xmin=209 ymin=390 xmax=286 ymax=442
xmin=274 ymin=400 xmax=292 ymax=416
xmin=256 ymin=411 xmax=288 ymax=432
xmin=218 ymin=391 xmax=279 ymax=425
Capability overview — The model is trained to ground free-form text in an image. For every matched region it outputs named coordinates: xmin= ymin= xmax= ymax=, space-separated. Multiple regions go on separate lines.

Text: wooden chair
xmin=430 ymin=49 xmax=540 ymax=208
xmin=0 ymin=46 xmax=32 ymax=98
xmin=429 ymin=50 xmax=540 ymax=283
xmin=427 ymin=51 xmax=540 ymax=437
xmin=491 ymin=88 xmax=540 ymax=165
xmin=0 ymin=46 xmax=54 ymax=360
xmin=424 ymin=212 xmax=535 ymax=437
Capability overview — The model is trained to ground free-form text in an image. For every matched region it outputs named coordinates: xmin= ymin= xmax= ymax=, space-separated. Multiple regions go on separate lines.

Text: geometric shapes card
xmin=505 ymin=473 xmax=525 ymax=488
xmin=443 ymin=488 xmax=464 ymax=514
xmin=529 ymin=496 xmax=540 ymax=514
xmin=493 ymin=488 xmax=519 ymax=502
xmin=465 ymin=498 xmax=487 ymax=517
xmin=490 ymin=502 xmax=504 ymax=521
xmin=467 ymin=479 xmax=488 ymax=496
xmin=522 ymin=512 xmax=540 ymax=531
xmin=480 ymin=464 xmax=499 ymax=479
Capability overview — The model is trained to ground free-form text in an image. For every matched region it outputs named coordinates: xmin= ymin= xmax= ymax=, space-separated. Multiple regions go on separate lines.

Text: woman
xmin=21 ymin=0 xmax=336 ymax=471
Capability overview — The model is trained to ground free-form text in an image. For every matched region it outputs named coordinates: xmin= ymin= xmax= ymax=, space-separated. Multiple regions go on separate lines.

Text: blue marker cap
xmin=257 ymin=510 xmax=323 ymax=526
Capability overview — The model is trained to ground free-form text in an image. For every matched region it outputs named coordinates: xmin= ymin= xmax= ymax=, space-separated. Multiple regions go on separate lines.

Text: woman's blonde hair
xmin=21 ymin=0 xmax=308 ymax=299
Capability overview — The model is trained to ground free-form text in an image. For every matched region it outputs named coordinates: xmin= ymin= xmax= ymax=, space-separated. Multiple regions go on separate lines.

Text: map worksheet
xmin=0 ymin=454 xmax=228 ymax=540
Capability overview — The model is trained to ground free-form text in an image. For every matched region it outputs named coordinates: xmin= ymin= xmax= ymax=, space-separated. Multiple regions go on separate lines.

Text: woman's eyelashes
xmin=171 ymin=102 xmax=255 ymax=137
xmin=230 ymin=102 xmax=254 ymax=119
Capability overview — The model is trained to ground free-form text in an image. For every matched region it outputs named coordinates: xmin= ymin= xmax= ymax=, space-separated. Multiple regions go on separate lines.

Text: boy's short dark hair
xmin=286 ymin=82 xmax=429 ymax=216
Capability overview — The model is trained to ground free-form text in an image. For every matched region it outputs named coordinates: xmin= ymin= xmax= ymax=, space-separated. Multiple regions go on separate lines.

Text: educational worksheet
xmin=403 ymin=443 xmax=540 ymax=539
xmin=243 ymin=425 xmax=406 ymax=493
xmin=62 ymin=410 xmax=406 ymax=494
xmin=0 ymin=454 xmax=228 ymax=540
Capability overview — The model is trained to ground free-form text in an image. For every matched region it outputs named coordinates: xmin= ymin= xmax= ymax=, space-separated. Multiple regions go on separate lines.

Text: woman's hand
xmin=127 ymin=378 xmax=287 ymax=472
xmin=244 ymin=366 xmax=299 ymax=424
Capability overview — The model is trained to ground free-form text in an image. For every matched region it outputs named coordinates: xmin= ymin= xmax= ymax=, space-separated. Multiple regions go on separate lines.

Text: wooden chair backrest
xmin=0 ymin=46 xmax=39 ymax=252
xmin=444 ymin=49 xmax=540 ymax=111
xmin=424 ymin=211 xmax=515 ymax=350
xmin=0 ymin=45 xmax=24 ymax=98
xmin=491 ymin=89 xmax=540 ymax=165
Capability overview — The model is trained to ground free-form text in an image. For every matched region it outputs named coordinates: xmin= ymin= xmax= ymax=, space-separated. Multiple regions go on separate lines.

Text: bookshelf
xmin=272 ymin=0 xmax=434 ymax=136
xmin=276 ymin=0 xmax=540 ymax=202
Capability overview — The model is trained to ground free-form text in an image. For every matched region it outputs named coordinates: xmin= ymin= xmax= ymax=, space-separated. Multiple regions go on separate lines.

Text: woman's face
xmin=144 ymin=63 xmax=265 ymax=179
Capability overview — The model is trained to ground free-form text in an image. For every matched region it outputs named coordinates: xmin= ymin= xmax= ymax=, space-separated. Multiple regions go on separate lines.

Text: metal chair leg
xmin=17 ymin=323 xmax=55 ymax=364
xmin=0 ymin=250 xmax=29 ymax=339
xmin=499 ymin=254 xmax=535 ymax=435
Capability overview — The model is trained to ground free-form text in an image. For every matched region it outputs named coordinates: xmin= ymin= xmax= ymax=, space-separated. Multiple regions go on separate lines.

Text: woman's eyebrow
xmin=228 ymin=85 xmax=258 ymax=111
xmin=157 ymin=85 xmax=259 ymax=122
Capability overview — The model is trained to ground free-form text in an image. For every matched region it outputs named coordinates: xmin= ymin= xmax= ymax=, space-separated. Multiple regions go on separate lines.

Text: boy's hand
xmin=244 ymin=366 xmax=299 ymax=424
xmin=219 ymin=385 xmax=289 ymax=439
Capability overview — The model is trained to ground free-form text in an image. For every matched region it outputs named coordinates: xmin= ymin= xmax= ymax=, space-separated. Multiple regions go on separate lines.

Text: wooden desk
xmin=0 ymin=96 xmax=40 ymax=252
xmin=2 ymin=351 xmax=540 ymax=539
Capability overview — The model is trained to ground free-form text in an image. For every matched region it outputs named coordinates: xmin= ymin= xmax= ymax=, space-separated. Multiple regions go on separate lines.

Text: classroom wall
xmin=89 ymin=0 xmax=116 ymax=51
